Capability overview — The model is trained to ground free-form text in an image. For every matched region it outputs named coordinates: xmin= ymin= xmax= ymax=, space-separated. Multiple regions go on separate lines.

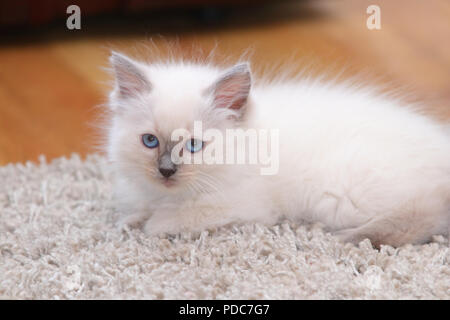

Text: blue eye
xmin=186 ymin=139 xmax=203 ymax=153
xmin=142 ymin=134 xmax=159 ymax=148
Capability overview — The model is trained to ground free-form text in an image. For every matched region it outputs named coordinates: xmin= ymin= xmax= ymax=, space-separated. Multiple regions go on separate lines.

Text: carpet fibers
xmin=0 ymin=154 xmax=449 ymax=299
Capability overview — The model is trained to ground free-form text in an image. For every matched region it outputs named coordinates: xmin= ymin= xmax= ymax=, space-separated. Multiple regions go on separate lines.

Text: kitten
xmin=105 ymin=51 xmax=450 ymax=247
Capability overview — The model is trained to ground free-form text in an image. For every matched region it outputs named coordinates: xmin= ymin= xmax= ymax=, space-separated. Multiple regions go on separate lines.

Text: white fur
xmin=105 ymin=52 xmax=450 ymax=247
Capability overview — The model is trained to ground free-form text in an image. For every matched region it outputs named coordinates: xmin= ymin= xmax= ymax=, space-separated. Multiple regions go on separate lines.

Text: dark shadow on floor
xmin=0 ymin=0 xmax=330 ymax=46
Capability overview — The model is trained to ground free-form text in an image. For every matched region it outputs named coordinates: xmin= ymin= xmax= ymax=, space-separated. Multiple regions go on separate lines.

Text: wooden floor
xmin=0 ymin=0 xmax=449 ymax=165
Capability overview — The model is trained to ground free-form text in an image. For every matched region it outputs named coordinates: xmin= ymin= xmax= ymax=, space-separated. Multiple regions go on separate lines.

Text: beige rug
xmin=0 ymin=154 xmax=448 ymax=299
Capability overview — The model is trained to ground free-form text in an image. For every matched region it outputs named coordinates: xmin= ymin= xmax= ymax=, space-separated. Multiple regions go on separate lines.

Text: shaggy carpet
xmin=0 ymin=154 xmax=448 ymax=299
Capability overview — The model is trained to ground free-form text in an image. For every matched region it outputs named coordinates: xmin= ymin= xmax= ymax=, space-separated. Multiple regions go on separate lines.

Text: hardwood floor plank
xmin=0 ymin=46 xmax=102 ymax=164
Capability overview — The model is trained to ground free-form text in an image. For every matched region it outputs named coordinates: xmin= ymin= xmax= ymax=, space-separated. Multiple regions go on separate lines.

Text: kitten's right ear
xmin=207 ymin=63 xmax=252 ymax=113
xmin=110 ymin=51 xmax=151 ymax=99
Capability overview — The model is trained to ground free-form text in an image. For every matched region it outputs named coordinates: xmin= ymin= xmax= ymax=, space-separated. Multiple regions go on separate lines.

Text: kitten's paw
xmin=334 ymin=228 xmax=368 ymax=245
xmin=143 ymin=218 xmax=180 ymax=237
xmin=116 ymin=212 xmax=148 ymax=230
xmin=334 ymin=228 xmax=380 ymax=249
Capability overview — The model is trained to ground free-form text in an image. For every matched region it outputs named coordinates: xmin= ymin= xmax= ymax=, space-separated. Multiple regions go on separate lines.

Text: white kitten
xmin=105 ymin=51 xmax=450 ymax=247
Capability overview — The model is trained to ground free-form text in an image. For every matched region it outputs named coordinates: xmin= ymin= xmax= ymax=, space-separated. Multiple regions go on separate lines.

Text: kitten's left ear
xmin=110 ymin=51 xmax=151 ymax=100
xmin=208 ymin=63 xmax=252 ymax=112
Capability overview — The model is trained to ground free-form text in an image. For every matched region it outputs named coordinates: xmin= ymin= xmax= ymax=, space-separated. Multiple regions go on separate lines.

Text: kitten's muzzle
xmin=159 ymin=167 xmax=176 ymax=178
xmin=158 ymin=152 xmax=177 ymax=178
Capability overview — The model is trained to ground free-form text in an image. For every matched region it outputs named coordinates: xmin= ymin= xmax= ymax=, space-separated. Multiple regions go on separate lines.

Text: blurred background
xmin=0 ymin=0 xmax=449 ymax=165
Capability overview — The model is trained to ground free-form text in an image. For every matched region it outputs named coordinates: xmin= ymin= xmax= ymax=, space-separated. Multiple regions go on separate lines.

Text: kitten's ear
xmin=110 ymin=51 xmax=151 ymax=99
xmin=209 ymin=63 xmax=252 ymax=111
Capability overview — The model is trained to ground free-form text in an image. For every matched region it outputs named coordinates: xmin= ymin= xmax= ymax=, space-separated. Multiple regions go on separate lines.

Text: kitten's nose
xmin=159 ymin=167 xmax=176 ymax=178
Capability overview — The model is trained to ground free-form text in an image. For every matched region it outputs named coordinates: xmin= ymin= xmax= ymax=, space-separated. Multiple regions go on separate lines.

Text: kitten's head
xmin=106 ymin=51 xmax=252 ymax=192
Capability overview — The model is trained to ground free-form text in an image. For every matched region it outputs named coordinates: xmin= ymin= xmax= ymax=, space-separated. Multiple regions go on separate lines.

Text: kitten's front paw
xmin=334 ymin=228 xmax=379 ymax=248
xmin=143 ymin=218 xmax=180 ymax=237
xmin=334 ymin=228 xmax=366 ymax=245
xmin=117 ymin=212 xmax=148 ymax=230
